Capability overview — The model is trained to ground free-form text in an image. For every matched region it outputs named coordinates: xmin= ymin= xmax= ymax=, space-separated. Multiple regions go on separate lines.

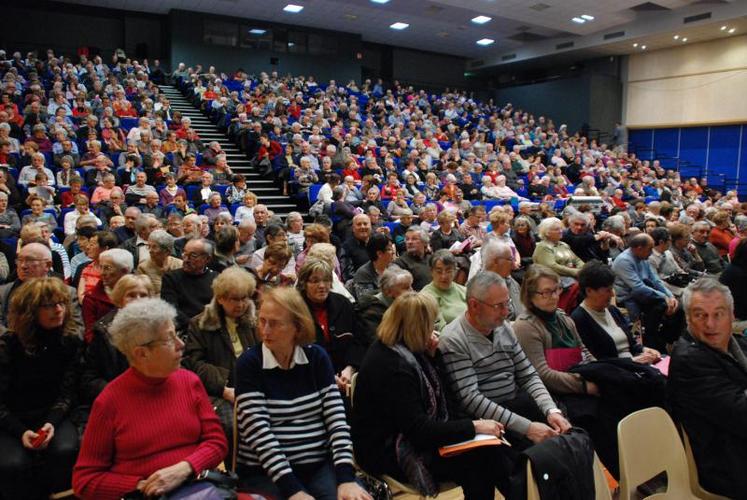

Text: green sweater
xmin=420 ymin=282 xmax=467 ymax=331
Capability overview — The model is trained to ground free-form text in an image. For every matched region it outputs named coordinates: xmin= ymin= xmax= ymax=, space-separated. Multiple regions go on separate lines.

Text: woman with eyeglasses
xmin=296 ymin=259 xmax=359 ymax=392
xmin=420 ymin=249 xmax=467 ymax=331
xmin=184 ymin=267 xmax=259 ymax=451
xmin=235 ymin=287 xmax=370 ymax=500
xmin=73 ymin=298 xmax=228 ymax=500
xmin=0 ymin=277 xmax=83 ymax=499
xmin=81 ymin=274 xmax=155 ymax=405
xmin=514 ymin=264 xmax=628 ymax=477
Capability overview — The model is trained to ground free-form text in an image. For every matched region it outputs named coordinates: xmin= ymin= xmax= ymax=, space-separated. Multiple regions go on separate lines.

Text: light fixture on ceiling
xmin=641 ymin=45 xmax=647 ymax=50
xmin=721 ymin=26 xmax=727 ymax=31
xmin=390 ymin=22 xmax=409 ymax=30
xmin=288 ymin=42 xmax=295 ymax=47
xmin=581 ymin=14 xmax=594 ymax=21
xmin=633 ymin=43 xmax=638 ymax=47
xmin=728 ymin=28 xmax=736 ymax=34
xmin=471 ymin=15 xmax=492 ymax=24
xmin=673 ymin=35 xmax=679 ymax=40
xmin=371 ymin=0 xmax=390 ymax=3
xmin=572 ymin=17 xmax=585 ymax=24
xmin=682 ymin=37 xmax=688 ymax=42
xmin=249 ymin=29 xmax=266 ymax=35
xmin=283 ymin=4 xmax=304 ymax=13
xmin=476 ymin=38 xmax=495 ymax=46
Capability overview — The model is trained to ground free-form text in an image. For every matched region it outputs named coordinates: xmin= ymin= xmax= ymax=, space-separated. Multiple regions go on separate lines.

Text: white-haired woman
xmin=73 ymin=298 xmax=227 ymax=500
xmin=532 ymin=217 xmax=584 ymax=280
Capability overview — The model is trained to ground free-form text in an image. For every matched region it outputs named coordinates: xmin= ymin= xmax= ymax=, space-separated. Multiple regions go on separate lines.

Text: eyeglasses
xmin=17 ymin=257 xmax=48 ymax=265
xmin=183 ymin=252 xmax=208 ymax=259
xmin=140 ymin=331 xmax=180 ymax=348
xmin=534 ymin=287 xmax=561 ymax=298
xmin=473 ymin=297 xmax=511 ymax=311
xmin=40 ymin=301 xmax=66 ymax=309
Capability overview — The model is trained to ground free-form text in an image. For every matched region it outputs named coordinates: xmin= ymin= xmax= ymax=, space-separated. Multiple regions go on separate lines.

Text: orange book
xmin=438 ymin=433 xmax=510 ymax=458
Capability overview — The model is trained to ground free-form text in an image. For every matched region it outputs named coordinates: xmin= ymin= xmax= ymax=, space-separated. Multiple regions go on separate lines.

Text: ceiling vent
xmin=603 ymin=31 xmax=626 ymax=40
xmin=683 ymin=12 xmax=712 ymax=23
xmin=507 ymin=32 xmax=548 ymax=42
xmin=529 ymin=3 xmax=551 ymax=11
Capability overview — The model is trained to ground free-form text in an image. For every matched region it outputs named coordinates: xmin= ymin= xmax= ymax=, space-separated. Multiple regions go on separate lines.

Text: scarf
xmin=391 ymin=343 xmax=448 ymax=497
xmin=531 ymin=307 xmax=580 ymax=349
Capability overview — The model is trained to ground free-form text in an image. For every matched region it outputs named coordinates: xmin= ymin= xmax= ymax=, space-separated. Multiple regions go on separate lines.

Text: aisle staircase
xmin=158 ymin=85 xmax=299 ymax=218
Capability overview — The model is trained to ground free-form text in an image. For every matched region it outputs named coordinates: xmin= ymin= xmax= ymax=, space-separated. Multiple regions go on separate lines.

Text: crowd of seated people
xmin=0 ymin=47 xmax=746 ymax=499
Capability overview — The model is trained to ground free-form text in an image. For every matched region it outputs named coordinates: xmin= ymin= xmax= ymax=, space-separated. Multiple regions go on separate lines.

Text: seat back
xmin=617 ymin=407 xmax=693 ymax=500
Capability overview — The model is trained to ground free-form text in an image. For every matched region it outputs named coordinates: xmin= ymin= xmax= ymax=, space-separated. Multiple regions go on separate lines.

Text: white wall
xmin=624 ymin=34 xmax=747 ymax=128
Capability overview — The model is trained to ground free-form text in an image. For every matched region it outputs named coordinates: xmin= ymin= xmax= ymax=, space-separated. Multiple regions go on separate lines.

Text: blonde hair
xmin=377 ymin=291 xmax=437 ymax=353
xmin=306 ymin=243 xmax=337 ymax=267
xmin=261 ymin=287 xmax=316 ymax=345
xmin=489 ymin=211 xmax=510 ymax=226
xmin=212 ymin=266 xmax=257 ymax=299
xmin=110 ymin=274 xmax=154 ymax=307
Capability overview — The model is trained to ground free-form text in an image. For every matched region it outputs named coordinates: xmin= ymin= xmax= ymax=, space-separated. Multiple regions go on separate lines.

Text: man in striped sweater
xmin=439 ymin=271 xmax=571 ymax=447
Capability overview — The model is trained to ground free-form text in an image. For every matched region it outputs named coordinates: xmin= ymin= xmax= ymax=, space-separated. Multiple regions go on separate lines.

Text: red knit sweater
xmin=73 ymin=368 xmax=228 ymax=500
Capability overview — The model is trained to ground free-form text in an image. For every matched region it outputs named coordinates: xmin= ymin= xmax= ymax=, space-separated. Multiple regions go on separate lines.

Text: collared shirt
xmin=261 ymin=343 xmax=309 ymax=370
xmin=136 ymin=236 xmax=149 ymax=263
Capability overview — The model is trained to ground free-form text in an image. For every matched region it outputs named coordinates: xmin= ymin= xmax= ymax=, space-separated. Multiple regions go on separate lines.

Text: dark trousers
xmin=238 ymin=461 xmax=339 ymax=500
xmin=0 ymin=419 xmax=79 ymax=500
xmin=638 ymin=300 xmax=685 ymax=352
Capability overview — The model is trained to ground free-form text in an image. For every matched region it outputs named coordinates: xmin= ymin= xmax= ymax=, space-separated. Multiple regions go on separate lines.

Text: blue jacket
xmin=611 ymin=248 xmax=672 ymax=305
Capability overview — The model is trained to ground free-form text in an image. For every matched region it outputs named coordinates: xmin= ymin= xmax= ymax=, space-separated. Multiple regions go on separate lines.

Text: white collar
xmin=262 ymin=343 xmax=309 ymax=370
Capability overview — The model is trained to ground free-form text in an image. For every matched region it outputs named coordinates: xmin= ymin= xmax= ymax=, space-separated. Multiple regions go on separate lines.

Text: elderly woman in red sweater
xmin=73 ymin=298 xmax=227 ymax=500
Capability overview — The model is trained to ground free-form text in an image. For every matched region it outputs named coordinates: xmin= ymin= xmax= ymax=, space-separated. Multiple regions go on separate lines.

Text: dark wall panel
xmin=708 ymin=126 xmax=740 ymax=177
xmin=391 ymin=48 xmax=468 ymax=89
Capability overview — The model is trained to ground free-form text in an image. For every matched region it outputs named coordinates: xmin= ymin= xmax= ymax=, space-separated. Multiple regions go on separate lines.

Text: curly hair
xmin=8 ymin=277 xmax=77 ymax=348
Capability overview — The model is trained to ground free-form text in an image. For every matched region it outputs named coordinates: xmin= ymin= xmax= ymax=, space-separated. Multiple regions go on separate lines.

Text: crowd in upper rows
xmin=0 ymin=48 xmax=746 ymax=500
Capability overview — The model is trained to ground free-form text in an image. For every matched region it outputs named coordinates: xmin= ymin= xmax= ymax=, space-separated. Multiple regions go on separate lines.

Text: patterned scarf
xmin=391 ymin=343 xmax=449 ymax=496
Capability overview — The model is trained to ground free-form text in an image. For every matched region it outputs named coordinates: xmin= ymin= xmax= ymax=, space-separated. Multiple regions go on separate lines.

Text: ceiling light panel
xmin=283 ymin=4 xmax=303 ymax=13
xmin=476 ymin=38 xmax=495 ymax=46
xmin=390 ymin=22 xmax=409 ymax=30
xmin=471 ymin=16 xmax=492 ymax=24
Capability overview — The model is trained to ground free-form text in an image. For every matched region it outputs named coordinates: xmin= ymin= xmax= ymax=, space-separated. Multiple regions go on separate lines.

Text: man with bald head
xmin=481 ymin=240 xmax=524 ymax=321
xmin=114 ymin=206 xmax=141 ymax=243
xmin=341 ymin=213 xmax=372 ymax=281
xmin=612 ymin=233 xmax=684 ymax=351
xmin=0 ymin=243 xmax=83 ymax=335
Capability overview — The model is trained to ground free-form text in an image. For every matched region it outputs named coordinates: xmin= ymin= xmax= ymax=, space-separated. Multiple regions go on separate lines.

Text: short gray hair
xmin=135 ymin=213 xmax=157 ymax=233
xmin=682 ymin=277 xmax=734 ymax=318
xmin=481 ymin=239 xmax=512 ymax=268
xmin=602 ymin=215 xmax=625 ymax=234
xmin=466 ymin=271 xmax=506 ymax=301
xmin=406 ymin=225 xmax=429 ymax=244
xmin=380 ymin=267 xmax=413 ymax=295
xmin=148 ymin=229 xmax=175 ymax=253
xmin=99 ymin=248 xmax=134 ymax=272
xmin=109 ymin=298 xmax=177 ymax=358
xmin=537 ymin=217 xmax=562 ymax=240
xmin=735 ymin=215 xmax=747 ymax=233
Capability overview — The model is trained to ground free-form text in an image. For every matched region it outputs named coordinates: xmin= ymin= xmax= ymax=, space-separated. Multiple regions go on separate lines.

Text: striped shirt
xmin=439 ymin=313 xmax=557 ymax=435
xmin=235 ymin=343 xmax=355 ymax=498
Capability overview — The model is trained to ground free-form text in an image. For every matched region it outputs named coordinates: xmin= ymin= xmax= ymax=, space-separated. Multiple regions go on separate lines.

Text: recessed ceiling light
xmin=721 ymin=26 xmax=727 ymax=31
xmin=581 ymin=14 xmax=595 ymax=21
xmin=288 ymin=42 xmax=295 ymax=47
xmin=641 ymin=45 xmax=647 ymax=50
xmin=476 ymin=38 xmax=495 ymax=46
xmin=471 ymin=15 xmax=492 ymax=24
xmin=390 ymin=22 xmax=409 ymax=30
xmin=682 ymin=37 xmax=688 ymax=42
xmin=728 ymin=28 xmax=736 ymax=34
xmin=633 ymin=43 xmax=638 ymax=47
xmin=283 ymin=4 xmax=304 ymax=13
xmin=673 ymin=35 xmax=679 ymax=40
xmin=249 ymin=28 xmax=266 ymax=35
xmin=572 ymin=17 xmax=585 ymax=24
xmin=371 ymin=0 xmax=390 ymax=3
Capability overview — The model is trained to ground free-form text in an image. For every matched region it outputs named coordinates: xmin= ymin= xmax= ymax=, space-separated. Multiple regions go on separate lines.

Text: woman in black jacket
xmin=571 ymin=261 xmax=661 ymax=364
xmin=297 ymin=259 xmax=359 ymax=392
xmin=80 ymin=274 xmax=153 ymax=404
xmin=0 ymin=277 xmax=82 ymax=499
xmin=351 ymin=292 xmax=513 ymax=500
